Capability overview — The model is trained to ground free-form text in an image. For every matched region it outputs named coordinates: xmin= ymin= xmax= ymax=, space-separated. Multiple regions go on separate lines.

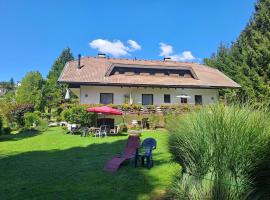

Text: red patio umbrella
xmin=86 ymin=106 xmax=123 ymax=129
xmin=86 ymin=106 xmax=123 ymax=115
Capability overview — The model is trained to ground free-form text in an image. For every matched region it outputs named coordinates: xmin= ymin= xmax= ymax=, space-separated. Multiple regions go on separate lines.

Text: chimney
xmin=163 ymin=57 xmax=172 ymax=61
xmin=98 ymin=53 xmax=106 ymax=58
xmin=77 ymin=54 xmax=81 ymax=69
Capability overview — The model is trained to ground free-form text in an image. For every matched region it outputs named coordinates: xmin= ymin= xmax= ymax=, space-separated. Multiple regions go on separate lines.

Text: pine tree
xmin=204 ymin=0 xmax=270 ymax=105
xmin=44 ymin=48 xmax=74 ymax=113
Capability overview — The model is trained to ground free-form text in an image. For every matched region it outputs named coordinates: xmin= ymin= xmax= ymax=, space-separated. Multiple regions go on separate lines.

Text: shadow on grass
xmin=0 ymin=129 xmax=40 ymax=142
xmin=0 ymin=138 xmax=160 ymax=200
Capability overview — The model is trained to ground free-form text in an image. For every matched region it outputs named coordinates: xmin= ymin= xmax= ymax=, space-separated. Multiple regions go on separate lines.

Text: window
xmin=181 ymin=97 xmax=187 ymax=104
xmin=100 ymin=93 xmax=113 ymax=104
xmin=164 ymin=94 xmax=171 ymax=103
xmin=124 ymin=94 xmax=130 ymax=104
xmin=195 ymin=95 xmax=202 ymax=105
xmin=142 ymin=94 xmax=153 ymax=105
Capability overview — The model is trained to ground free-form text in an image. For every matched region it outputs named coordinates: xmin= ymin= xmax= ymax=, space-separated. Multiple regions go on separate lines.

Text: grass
xmin=0 ymin=127 xmax=178 ymax=200
xmin=166 ymin=104 xmax=270 ymax=199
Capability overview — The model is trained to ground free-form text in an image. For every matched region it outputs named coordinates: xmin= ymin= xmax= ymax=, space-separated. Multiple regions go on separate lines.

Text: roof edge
xmin=59 ymin=81 xmax=241 ymax=89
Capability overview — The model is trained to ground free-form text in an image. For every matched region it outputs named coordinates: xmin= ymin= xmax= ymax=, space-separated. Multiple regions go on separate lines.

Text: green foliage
xmin=0 ymin=78 xmax=15 ymax=91
xmin=24 ymin=112 xmax=41 ymax=128
xmin=2 ymin=127 xmax=11 ymax=135
xmin=61 ymin=105 xmax=97 ymax=126
xmin=7 ymin=104 xmax=34 ymax=127
xmin=204 ymin=0 xmax=270 ymax=106
xmin=148 ymin=114 xmax=161 ymax=129
xmin=44 ymin=48 xmax=74 ymax=111
xmin=167 ymin=104 xmax=270 ymax=199
xmin=118 ymin=122 xmax=128 ymax=133
xmin=16 ymin=71 xmax=45 ymax=111
xmin=121 ymin=104 xmax=142 ymax=111
xmin=36 ymin=120 xmax=48 ymax=132
xmin=0 ymin=115 xmax=2 ymax=133
xmin=24 ymin=112 xmax=48 ymax=132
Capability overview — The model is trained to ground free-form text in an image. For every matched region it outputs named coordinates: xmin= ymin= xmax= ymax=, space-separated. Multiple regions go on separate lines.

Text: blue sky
xmin=0 ymin=0 xmax=256 ymax=82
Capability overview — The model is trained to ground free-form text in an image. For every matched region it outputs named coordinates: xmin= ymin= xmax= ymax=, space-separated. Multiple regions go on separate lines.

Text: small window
xmin=181 ymin=97 xmax=187 ymax=104
xmin=100 ymin=93 xmax=113 ymax=104
xmin=124 ymin=94 xmax=130 ymax=104
xmin=195 ymin=95 xmax=203 ymax=105
xmin=142 ymin=94 xmax=153 ymax=105
xmin=164 ymin=94 xmax=171 ymax=103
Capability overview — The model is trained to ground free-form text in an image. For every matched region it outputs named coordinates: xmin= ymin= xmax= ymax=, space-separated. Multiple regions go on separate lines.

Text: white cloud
xmin=170 ymin=51 xmax=195 ymax=62
xmin=127 ymin=40 xmax=141 ymax=51
xmin=89 ymin=39 xmax=141 ymax=57
xmin=159 ymin=42 xmax=197 ymax=62
xmin=159 ymin=42 xmax=173 ymax=57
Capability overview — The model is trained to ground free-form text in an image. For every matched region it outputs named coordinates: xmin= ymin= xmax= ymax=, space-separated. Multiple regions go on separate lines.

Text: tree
xmin=16 ymin=71 xmax=45 ymax=111
xmin=204 ymin=0 xmax=270 ymax=106
xmin=44 ymin=48 xmax=74 ymax=113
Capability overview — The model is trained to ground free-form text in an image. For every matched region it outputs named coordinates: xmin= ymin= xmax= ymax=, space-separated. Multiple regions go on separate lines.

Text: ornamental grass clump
xmin=167 ymin=104 xmax=270 ymax=199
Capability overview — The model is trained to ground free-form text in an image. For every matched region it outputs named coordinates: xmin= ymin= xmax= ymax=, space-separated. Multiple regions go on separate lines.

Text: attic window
xmin=125 ymin=72 xmax=135 ymax=76
xmin=170 ymin=73 xmax=179 ymax=77
xmin=184 ymin=74 xmax=192 ymax=78
xmin=141 ymin=72 xmax=150 ymax=76
xmin=108 ymin=66 xmax=197 ymax=79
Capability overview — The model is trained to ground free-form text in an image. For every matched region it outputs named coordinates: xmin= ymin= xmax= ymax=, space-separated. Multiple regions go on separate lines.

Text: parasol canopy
xmin=86 ymin=106 xmax=123 ymax=115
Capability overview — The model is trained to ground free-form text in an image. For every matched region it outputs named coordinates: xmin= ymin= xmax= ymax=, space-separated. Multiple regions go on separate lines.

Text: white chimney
xmin=163 ymin=57 xmax=172 ymax=61
xmin=98 ymin=53 xmax=106 ymax=58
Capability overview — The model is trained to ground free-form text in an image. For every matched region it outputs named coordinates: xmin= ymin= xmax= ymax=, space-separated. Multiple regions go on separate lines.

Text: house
xmin=58 ymin=54 xmax=240 ymax=106
xmin=0 ymin=87 xmax=8 ymax=97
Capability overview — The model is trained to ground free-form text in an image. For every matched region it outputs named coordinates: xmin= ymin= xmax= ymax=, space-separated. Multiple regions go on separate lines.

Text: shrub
xmin=166 ymin=104 xmax=270 ymax=199
xmin=24 ymin=112 xmax=48 ymax=132
xmin=131 ymin=104 xmax=142 ymax=111
xmin=7 ymin=104 xmax=34 ymax=127
xmin=61 ymin=105 xmax=97 ymax=126
xmin=148 ymin=114 xmax=161 ymax=129
xmin=118 ymin=122 xmax=128 ymax=133
xmin=2 ymin=127 xmax=11 ymax=135
xmin=41 ymin=112 xmax=51 ymax=120
xmin=36 ymin=120 xmax=48 ymax=132
xmin=24 ymin=112 xmax=41 ymax=128
xmin=121 ymin=104 xmax=130 ymax=111
xmin=0 ymin=115 xmax=2 ymax=133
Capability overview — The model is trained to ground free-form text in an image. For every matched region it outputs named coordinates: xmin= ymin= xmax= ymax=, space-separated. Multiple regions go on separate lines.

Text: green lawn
xmin=0 ymin=127 xmax=178 ymax=200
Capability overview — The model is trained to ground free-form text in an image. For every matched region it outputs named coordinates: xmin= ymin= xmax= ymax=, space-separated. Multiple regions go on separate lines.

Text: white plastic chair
xmin=95 ymin=125 xmax=107 ymax=137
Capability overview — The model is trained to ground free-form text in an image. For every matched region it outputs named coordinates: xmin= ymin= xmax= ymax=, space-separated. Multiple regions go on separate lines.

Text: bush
xmin=166 ymin=104 xmax=270 ymax=199
xmin=36 ymin=120 xmax=48 ymax=132
xmin=118 ymin=122 xmax=128 ymax=133
xmin=24 ymin=112 xmax=41 ymax=128
xmin=61 ymin=105 xmax=97 ymax=126
xmin=2 ymin=127 xmax=11 ymax=135
xmin=7 ymin=104 xmax=34 ymax=127
xmin=24 ymin=112 xmax=48 ymax=132
xmin=0 ymin=115 xmax=2 ymax=133
xmin=148 ymin=114 xmax=161 ymax=129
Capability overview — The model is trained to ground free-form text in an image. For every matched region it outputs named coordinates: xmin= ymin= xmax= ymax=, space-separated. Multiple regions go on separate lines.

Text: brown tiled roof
xmin=58 ymin=56 xmax=240 ymax=89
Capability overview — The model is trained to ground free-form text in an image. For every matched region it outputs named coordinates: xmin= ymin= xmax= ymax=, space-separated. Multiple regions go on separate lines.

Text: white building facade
xmin=71 ymin=85 xmax=219 ymax=105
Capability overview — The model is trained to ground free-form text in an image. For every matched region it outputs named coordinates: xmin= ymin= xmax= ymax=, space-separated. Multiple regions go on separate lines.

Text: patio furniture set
xmin=104 ymin=136 xmax=157 ymax=172
xmin=79 ymin=125 xmax=119 ymax=137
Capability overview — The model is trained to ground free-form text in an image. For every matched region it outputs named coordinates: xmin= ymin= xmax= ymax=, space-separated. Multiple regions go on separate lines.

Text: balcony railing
xmin=79 ymin=103 xmax=202 ymax=114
